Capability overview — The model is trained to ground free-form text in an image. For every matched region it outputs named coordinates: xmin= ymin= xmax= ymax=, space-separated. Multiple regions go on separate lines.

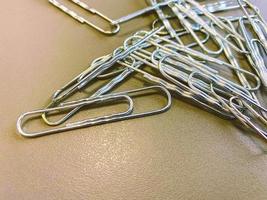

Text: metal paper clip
xmin=49 ymin=0 xmax=120 ymax=35
xmin=49 ymin=0 xmax=179 ymax=35
xmin=17 ymin=86 xmax=172 ymax=137
xmin=239 ymin=17 xmax=267 ymax=87
xmin=210 ymin=83 xmax=267 ymax=140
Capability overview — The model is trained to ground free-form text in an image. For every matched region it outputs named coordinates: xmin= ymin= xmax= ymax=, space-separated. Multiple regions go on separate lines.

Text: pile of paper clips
xmin=17 ymin=0 xmax=267 ymax=140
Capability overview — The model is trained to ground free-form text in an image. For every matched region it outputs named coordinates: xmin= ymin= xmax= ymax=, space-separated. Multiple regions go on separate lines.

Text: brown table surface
xmin=1 ymin=0 xmax=267 ymax=199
